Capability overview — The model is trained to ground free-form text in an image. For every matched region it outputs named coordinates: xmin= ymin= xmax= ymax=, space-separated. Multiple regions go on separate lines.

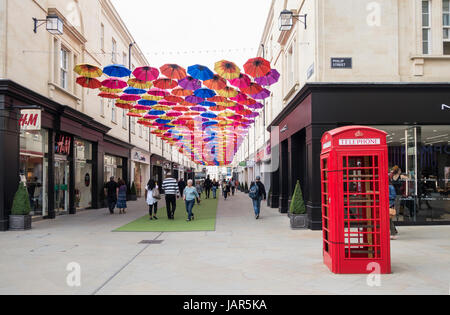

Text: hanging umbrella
xmin=158 ymin=101 xmax=177 ymax=106
xmin=187 ymin=64 xmax=214 ymax=81
xmin=138 ymin=100 xmax=158 ymax=106
xmin=172 ymin=88 xmax=193 ymax=97
xmin=208 ymin=96 xmax=227 ymax=103
xmin=103 ymin=64 xmax=131 ymax=78
xmin=199 ymin=101 xmax=216 ymax=107
xmin=217 ymin=100 xmax=236 ymax=107
xmin=153 ymin=105 xmax=172 ymax=111
xmin=149 ymin=110 xmax=166 ymax=116
xmin=217 ymin=87 xmax=238 ymax=98
xmin=102 ymin=78 xmax=127 ymax=89
xmin=74 ymin=64 xmax=103 ymax=78
xmin=209 ymin=106 xmax=226 ymax=112
xmin=214 ymin=60 xmax=241 ymax=80
xmin=142 ymin=94 xmax=164 ymax=101
xmin=245 ymin=112 xmax=260 ymax=118
xmin=124 ymin=87 xmax=146 ymax=95
xmin=133 ymin=66 xmax=159 ymax=82
xmin=247 ymin=102 xmax=264 ymax=109
xmin=178 ymin=76 xmax=202 ymax=90
xmin=230 ymin=92 xmax=248 ymax=102
xmin=127 ymin=78 xmax=153 ymax=90
xmin=252 ymin=88 xmax=271 ymax=100
xmin=148 ymin=88 xmax=169 ymax=97
xmin=238 ymin=98 xmax=257 ymax=106
xmin=190 ymin=106 xmax=207 ymax=112
xmin=166 ymin=111 xmax=183 ymax=118
xmin=99 ymin=87 xmax=123 ymax=94
xmin=244 ymin=57 xmax=271 ymax=78
xmin=201 ymin=112 xmax=218 ymax=119
xmin=154 ymin=78 xmax=178 ymax=90
xmin=185 ymin=95 xmax=204 ymax=104
xmin=164 ymin=95 xmax=184 ymax=103
xmin=203 ymin=75 xmax=227 ymax=91
xmin=120 ymin=94 xmax=141 ymax=102
xmin=172 ymin=106 xmax=190 ymax=112
xmin=194 ymin=88 xmax=216 ymax=99
xmin=254 ymin=69 xmax=280 ymax=86
xmin=134 ymin=104 xmax=152 ymax=111
xmin=160 ymin=64 xmax=187 ymax=80
xmin=127 ymin=112 xmax=143 ymax=118
xmin=115 ymin=100 xmax=134 ymax=110
xmin=76 ymin=77 xmax=102 ymax=89
xmin=229 ymin=73 xmax=251 ymax=89
xmin=241 ymin=83 xmax=263 ymax=95
xmin=98 ymin=92 xmax=119 ymax=99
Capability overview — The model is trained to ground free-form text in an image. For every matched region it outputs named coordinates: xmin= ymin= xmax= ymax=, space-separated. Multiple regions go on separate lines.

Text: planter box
xmin=290 ymin=214 xmax=308 ymax=230
xmin=9 ymin=215 xmax=32 ymax=231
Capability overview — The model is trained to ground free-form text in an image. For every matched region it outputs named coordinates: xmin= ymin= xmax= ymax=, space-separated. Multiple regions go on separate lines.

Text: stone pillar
xmin=0 ymin=95 xmax=20 ymax=231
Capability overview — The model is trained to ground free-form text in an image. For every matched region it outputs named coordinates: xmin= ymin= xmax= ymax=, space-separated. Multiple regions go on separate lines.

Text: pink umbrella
xmin=144 ymin=115 xmax=159 ymax=120
xmin=229 ymin=73 xmax=251 ymax=89
xmin=230 ymin=93 xmax=248 ymax=103
xmin=120 ymin=94 xmax=141 ymax=102
xmin=166 ymin=111 xmax=183 ymax=117
xmin=102 ymin=78 xmax=127 ymax=89
xmin=159 ymin=101 xmax=177 ymax=106
xmin=133 ymin=66 xmax=159 ymax=82
xmin=148 ymin=88 xmax=169 ymax=97
xmin=134 ymin=105 xmax=152 ymax=111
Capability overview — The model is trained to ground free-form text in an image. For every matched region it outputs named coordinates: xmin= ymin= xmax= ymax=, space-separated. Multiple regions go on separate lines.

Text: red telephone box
xmin=320 ymin=126 xmax=391 ymax=274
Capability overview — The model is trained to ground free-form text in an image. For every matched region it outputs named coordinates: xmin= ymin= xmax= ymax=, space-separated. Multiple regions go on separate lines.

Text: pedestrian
xmin=184 ymin=179 xmax=200 ymax=222
xmin=195 ymin=181 xmax=203 ymax=204
xmin=231 ymin=180 xmax=236 ymax=196
xmin=178 ymin=178 xmax=186 ymax=198
xmin=145 ymin=179 xmax=160 ymax=221
xmin=116 ymin=179 xmax=127 ymax=214
xmin=249 ymin=176 xmax=267 ymax=220
xmin=389 ymin=180 xmax=399 ymax=240
xmin=204 ymin=176 xmax=212 ymax=199
xmin=104 ymin=176 xmax=118 ymax=214
xmin=162 ymin=172 xmax=178 ymax=220
xmin=212 ymin=179 xmax=218 ymax=199
xmin=223 ymin=180 xmax=230 ymax=200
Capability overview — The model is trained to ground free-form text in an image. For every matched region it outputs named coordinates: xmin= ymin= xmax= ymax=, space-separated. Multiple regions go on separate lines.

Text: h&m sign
xmin=19 ymin=110 xmax=41 ymax=131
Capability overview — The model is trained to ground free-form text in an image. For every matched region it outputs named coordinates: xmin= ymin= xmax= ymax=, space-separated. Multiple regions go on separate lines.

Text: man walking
xmin=104 ymin=176 xmax=118 ymax=215
xmin=162 ymin=173 xmax=178 ymax=220
xmin=249 ymin=176 xmax=266 ymax=220
xmin=204 ymin=176 xmax=212 ymax=199
xmin=178 ymin=178 xmax=186 ymax=198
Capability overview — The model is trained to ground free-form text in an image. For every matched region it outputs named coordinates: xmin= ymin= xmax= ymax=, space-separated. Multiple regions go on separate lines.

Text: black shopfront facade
xmin=0 ymin=80 xmax=133 ymax=231
xmin=269 ymin=83 xmax=450 ymax=230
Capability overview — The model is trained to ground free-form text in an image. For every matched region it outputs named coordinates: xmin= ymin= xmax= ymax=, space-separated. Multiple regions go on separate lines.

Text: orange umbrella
xmin=172 ymin=88 xmax=193 ymax=97
xmin=98 ymin=92 xmax=119 ymax=99
xmin=241 ymin=83 xmax=263 ymax=95
xmin=164 ymin=95 xmax=184 ymax=103
xmin=76 ymin=77 xmax=102 ymax=89
xmin=160 ymin=64 xmax=187 ymax=80
xmin=203 ymin=75 xmax=227 ymax=90
xmin=244 ymin=57 xmax=271 ymax=78
xmin=153 ymin=78 xmax=178 ymax=90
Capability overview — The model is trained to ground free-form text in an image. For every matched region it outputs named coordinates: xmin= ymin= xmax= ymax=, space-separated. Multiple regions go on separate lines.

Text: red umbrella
xmin=133 ymin=66 xmax=159 ymax=82
xmin=244 ymin=57 xmax=271 ymax=78
xmin=164 ymin=95 xmax=184 ymax=104
xmin=76 ymin=77 xmax=102 ymax=89
xmin=241 ymin=83 xmax=263 ymax=95
xmin=172 ymin=88 xmax=193 ymax=97
xmin=153 ymin=78 xmax=178 ymax=90
xmin=160 ymin=64 xmax=187 ymax=80
xmin=203 ymin=75 xmax=227 ymax=91
xmin=120 ymin=94 xmax=141 ymax=102
xmin=102 ymin=78 xmax=127 ymax=89
xmin=98 ymin=92 xmax=119 ymax=99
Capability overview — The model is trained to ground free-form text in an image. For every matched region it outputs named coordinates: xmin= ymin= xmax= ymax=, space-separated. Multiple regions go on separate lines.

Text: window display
xmin=75 ymin=139 xmax=93 ymax=209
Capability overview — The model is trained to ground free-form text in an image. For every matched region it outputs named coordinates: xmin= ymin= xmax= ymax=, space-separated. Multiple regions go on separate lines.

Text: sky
xmin=110 ymin=0 xmax=272 ymax=69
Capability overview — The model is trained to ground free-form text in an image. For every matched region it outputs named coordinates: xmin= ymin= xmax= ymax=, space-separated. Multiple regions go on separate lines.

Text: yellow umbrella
xmin=217 ymin=100 xmax=236 ymax=107
xmin=217 ymin=87 xmax=238 ymax=98
xmin=142 ymin=94 xmax=164 ymax=101
xmin=127 ymin=78 xmax=153 ymax=90
xmin=152 ymin=105 xmax=172 ymax=111
xmin=99 ymin=87 xmax=123 ymax=93
xmin=74 ymin=64 xmax=103 ymax=78
xmin=214 ymin=60 xmax=241 ymax=80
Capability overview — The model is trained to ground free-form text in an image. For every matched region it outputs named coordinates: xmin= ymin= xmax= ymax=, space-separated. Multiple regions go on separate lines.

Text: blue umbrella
xmin=138 ymin=100 xmax=158 ymax=106
xmin=149 ymin=110 xmax=165 ymax=116
xmin=187 ymin=65 xmax=214 ymax=81
xmin=201 ymin=112 xmax=218 ymax=119
xmin=199 ymin=101 xmax=216 ymax=107
xmin=194 ymin=88 xmax=216 ymax=99
xmin=156 ymin=119 xmax=172 ymax=124
xmin=103 ymin=64 xmax=131 ymax=78
xmin=124 ymin=87 xmax=146 ymax=95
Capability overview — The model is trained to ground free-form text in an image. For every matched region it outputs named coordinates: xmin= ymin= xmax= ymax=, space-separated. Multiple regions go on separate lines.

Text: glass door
xmin=55 ymin=159 xmax=70 ymax=215
xmin=405 ymin=127 xmax=418 ymax=221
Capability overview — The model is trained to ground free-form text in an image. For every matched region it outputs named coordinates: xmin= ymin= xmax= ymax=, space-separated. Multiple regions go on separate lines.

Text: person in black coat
xmin=204 ymin=176 xmax=213 ymax=199
xmin=178 ymin=178 xmax=186 ymax=198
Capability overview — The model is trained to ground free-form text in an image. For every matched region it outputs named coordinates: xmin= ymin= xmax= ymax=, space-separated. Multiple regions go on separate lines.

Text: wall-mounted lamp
xmin=279 ymin=10 xmax=307 ymax=31
xmin=33 ymin=15 xmax=64 ymax=35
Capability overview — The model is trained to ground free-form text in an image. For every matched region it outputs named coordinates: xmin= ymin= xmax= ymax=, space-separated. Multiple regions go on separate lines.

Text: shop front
xmin=269 ymin=83 xmax=450 ymax=230
xmin=131 ymin=148 xmax=150 ymax=197
xmin=151 ymin=155 xmax=165 ymax=189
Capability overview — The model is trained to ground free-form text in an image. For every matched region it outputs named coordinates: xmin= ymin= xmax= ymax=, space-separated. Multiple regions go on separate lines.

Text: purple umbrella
xmin=252 ymin=88 xmax=271 ymax=100
xmin=190 ymin=106 xmax=207 ymax=112
xmin=185 ymin=95 xmax=204 ymax=104
xmin=255 ymin=69 xmax=280 ymax=86
xmin=179 ymin=76 xmax=201 ymax=90
xmin=245 ymin=112 xmax=260 ymax=118
xmin=247 ymin=102 xmax=264 ymax=110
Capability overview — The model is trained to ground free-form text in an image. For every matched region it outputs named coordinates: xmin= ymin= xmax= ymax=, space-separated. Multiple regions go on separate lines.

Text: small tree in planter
xmin=9 ymin=183 xmax=32 ymax=231
xmin=267 ymin=187 xmax=272 ymax=207
xmin=289 ymin=180 xmax=307 ymax=229
xmin=244 ymin=182 xmax=249 ymax=194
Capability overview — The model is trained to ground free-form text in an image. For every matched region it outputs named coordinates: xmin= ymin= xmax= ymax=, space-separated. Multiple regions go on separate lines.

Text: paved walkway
xmin=0 ymin=191 xmax=449 ymax=295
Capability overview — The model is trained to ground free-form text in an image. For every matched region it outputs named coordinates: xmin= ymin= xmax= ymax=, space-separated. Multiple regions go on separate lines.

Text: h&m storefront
xmin=0 ymin=80 xmax=136 ymax=230
xmin=269 ymin=83 xmax=450 ymax=230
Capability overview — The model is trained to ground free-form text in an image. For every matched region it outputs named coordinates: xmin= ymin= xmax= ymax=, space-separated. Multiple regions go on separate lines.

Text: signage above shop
xmin=281 ymin=125 xmax=288 ymax=133
xmin=55 ymin=134 xmax=71 ymax=155
xmin=132 ymin=150 xmax=149 ymax=164
xmin=19 ymin=109 xmax=41 ymax=131
xmin=331 ymin=58 xmax=352 ymax=69
xmin=307 ymin=63 xmax=314 ymax=79
xmin=442 ymin=104 xmax=450 ymax=111
xmin=339 ymin=138 xmax=381 ymax=146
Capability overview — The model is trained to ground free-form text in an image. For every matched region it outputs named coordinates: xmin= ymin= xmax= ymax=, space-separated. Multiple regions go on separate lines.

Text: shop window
xmin=444 ymin=0 xmax=450 ymax=54
xmin=131 ymin=117 xmax=136 ymax=134
xmin=111 ymin=102 xmax=117 ymax=123
xmin=75 ymin=139 xmax=93 ymax=210
xmin=122 ymin=108 xmax=127 ymax=129
xmin=101 ymin=24 xmax=105 ymax=51
xmin=100 ymin=98 xmax=105 ymax=117
xmin=422 ymin=0 xmax=432 ymax=54
xmin=111 ymin=38 xmax=117 ymax=64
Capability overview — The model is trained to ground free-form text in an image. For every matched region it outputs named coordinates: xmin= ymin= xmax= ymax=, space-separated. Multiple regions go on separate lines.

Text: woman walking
xmin=184 ymin=180 xmax=200 ymax=222
xmin=212 ymin=179 xmax=218 ymax=199
xmin=117 ymin=179 xmax=127 ymax=214
xmin=145 ymin=179 xmax=159 ymax=221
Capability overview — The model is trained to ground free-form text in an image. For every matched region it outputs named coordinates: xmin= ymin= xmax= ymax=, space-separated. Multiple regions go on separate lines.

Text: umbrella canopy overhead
xmin=74 ymin=56 xmax=279 ymax=166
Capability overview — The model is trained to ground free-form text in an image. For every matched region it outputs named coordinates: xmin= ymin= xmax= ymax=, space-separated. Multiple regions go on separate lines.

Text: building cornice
xmin=267 ymin=82 xmax=450 ymax=131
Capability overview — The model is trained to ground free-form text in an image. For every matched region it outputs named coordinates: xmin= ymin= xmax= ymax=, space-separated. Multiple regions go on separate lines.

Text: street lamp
xmin=279 ymin=10 xmax=307 ymax=31
xmin=33 ymin=15 xmax=64 ymax=35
